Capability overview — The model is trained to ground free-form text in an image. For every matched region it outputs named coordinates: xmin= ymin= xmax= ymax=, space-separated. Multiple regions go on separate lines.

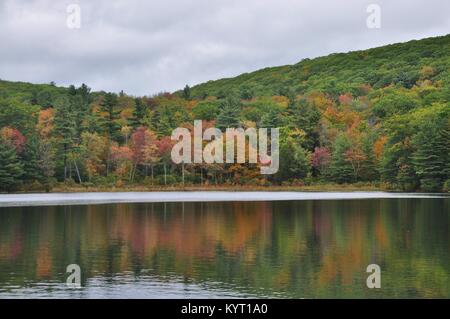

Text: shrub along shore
xmin=7 ymin=181 xmax=442 ymax=194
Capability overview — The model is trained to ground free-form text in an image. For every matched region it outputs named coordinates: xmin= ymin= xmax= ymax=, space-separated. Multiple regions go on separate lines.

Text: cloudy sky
xmin=0 ymin=0 xmax=449 ymax=96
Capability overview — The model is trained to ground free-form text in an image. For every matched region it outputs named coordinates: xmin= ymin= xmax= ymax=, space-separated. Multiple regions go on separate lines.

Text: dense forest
xmin=0 ymin=34 xmax=449 ymax=192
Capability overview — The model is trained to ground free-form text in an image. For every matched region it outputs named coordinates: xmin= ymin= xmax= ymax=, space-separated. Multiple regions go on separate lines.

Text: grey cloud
xmin=0 ymin=0 xmax=449 ymax=96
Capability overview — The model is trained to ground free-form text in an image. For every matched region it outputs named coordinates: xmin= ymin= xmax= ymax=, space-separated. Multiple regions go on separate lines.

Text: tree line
xmin=0 ymin=35 xmax=449 ymax=192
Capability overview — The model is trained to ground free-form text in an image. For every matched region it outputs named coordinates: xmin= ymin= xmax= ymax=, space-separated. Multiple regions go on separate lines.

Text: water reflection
xmin=0 ymin=199 xmax=448 ymax=298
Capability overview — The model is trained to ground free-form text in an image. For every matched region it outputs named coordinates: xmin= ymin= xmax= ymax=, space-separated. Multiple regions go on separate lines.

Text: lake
xmin=0 ymin=192 xmax=448 ymax=298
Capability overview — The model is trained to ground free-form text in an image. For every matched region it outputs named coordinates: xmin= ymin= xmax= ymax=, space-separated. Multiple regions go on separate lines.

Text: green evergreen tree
xmin=259 ymin=107 xmax=281 ymax=128
xmin=36 ymin=90 xmax=52 ymax=108
xmin=20 ymin=136 xmax=42 ymax=182
xmin=75 ymin=84 xmax=92 ymax=135
xmin=217 ymin=95 xmax=241 ymax=130
xmin=291 ymin=143 xmax=311 ymax=178
xmin=54 ymin=95 xmax=77 ymax=180
xmin=288 ymin=99 xmax=320 ymax=151
xmin=380 ymin=146 xmax=399 ymax=185
xmin=239 ymin=85 xmax=254 ymax=100
xmin=275 ymin=136 xmax=310 ymax=181
xmin=396 ymin=156 xmax=419 ymax=191
xmin=275 ymin=142 xmax=296 ymax=182
xmin=99 ymin=93 xmax=121 ymax=141
xmin=0 ymin=142 xmax=23 ymax=192
xmin=183 ymin=85 xmax=191 ymax=100
xmin=131 ymin=98 xmax=146 ymax=128
xmin=330 ymin=134 xmax=354 ymax=183
xmin=360 ymin=133 xmax=379 ymax=181
xmin=412 ymin=118 xmax=449 ymax=191
xmin=155 ymin=107 xmax=175 ymax=136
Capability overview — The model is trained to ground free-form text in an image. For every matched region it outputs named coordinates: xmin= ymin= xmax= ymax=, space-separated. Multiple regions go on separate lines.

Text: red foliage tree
xmin=312 ymin=147 xmax=331 ymax=174
xmin=0 ymin=127 xmax=26 ymax=153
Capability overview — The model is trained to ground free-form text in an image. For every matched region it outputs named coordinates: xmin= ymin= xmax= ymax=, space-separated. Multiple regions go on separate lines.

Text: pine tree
xmin=20 ymin=136 xmax=42 ymax=182
xmin=330 ymin=134 xmax=354 ymax=183
xmin=54 ymin=95 xmax=77 ymax=180
xmin=183 ymin=85 xmax=191 ymax=100
xmin=155 ymin=107 xmax=175 ymax=136
xmin=412 ymin=119 xmax=449 ymax=191
xmin=275 ymin=134 xmax=311 ymax=181
xmin=396 ymin=155 xmax=419 ymax=191
xmin=216 ymin=95 xmax=241 ymax=130
xmin=291 ymin=143 xmax=311 ymax=178
xmin=99 ymin=93 xmax=121 ymax=141
xmin=380 ymin=146 xmax=399 ymax=184
xmin=239 ymin=85 xmax=253 ymax=100
xmin=259 ymin=107 xmax=280 ymax=128
xmin=74 ymin=84 xmax=92 ymax=137
xmin=288 ymin=99 xmax=320 ymax=151
xmin=0 ymin=142 xmax=23 ymax=192
xmin=360 ymin=133 xmax=379 ymax=181
xmin=275 ymin=142 xmax=296 ymax=181
xmin=131 ymin=98 xmax=146 ymax=128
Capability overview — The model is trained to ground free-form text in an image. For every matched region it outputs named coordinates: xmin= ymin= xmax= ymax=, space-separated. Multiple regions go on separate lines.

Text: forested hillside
xmin=0 ymin=34 xmax=449 ymax=192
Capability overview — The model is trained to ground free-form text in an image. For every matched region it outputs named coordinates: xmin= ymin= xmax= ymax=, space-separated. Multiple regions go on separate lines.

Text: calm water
xmin=0 ymin=197 xmax=448 ymax=298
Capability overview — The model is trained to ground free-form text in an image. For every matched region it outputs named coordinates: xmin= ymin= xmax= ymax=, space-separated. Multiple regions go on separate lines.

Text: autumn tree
xmin=36 ymin=108 xmax=55 ymax=138
xmin=80 ymin=132 xmax=107 ymax=181
xmin=130 ymin=127 xmax=159 ymax=181
xmin=110 ymin=144 xmax=133 ymax=180
xmin=38 ymin=140 xmax=56 ymax=191
xmin=155 ymin=136 xmax=173 ymax=185
xmin=0 ymin=98 xmax=38 ymax=136
xmin=0 ymin=127 xmax=26 ymax=153
xmin=312 ymin=147 xmax=331 ymax=176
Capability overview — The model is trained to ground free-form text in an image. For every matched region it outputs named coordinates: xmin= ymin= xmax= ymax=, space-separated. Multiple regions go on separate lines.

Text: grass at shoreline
xmin=6 ymin=182 xmax=408 ymax=194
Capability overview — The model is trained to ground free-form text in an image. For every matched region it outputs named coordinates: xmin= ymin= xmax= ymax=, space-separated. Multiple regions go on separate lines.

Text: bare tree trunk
xmin=63 ymin=144 xmax=67 ymax=180
xmin=74 ymin=160 xmax=82 ymax=184
xmin=106 ymin=139 xmax=111 ymax=177
xmin=164 ymin=164 xmax=167 ymax=185
xmin=130 ymin=163 xmax=137 ymax=182
xmin=182 ymin=163 xmax=185 ymax=185
xmin=151 ymin=165 xmax=154 ymax=183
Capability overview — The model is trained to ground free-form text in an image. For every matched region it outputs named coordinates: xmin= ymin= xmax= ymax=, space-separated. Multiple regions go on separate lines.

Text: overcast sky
xmin=0 ymin=0 xmax=449 ymax=96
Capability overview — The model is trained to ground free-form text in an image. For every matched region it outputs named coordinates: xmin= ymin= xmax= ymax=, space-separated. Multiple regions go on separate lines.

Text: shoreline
xmin=0 ymin=190 xmax=448 ymax=208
